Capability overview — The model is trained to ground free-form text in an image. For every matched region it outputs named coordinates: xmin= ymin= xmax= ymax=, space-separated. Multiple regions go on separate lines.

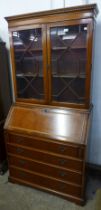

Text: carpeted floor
xmin=0 ymin=171 xmax=101 ymax=210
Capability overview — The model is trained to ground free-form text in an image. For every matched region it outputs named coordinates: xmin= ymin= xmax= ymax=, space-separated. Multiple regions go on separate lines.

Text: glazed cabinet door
xmin=10 ymin=25 xmax=48 ymax=104
xmin=47 ymin=19 xmax=93 ymax=108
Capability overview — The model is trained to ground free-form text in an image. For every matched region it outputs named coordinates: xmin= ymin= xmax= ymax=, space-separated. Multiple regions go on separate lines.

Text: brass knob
xmin=19 ymin=159 xmax=26 ymax=165
xmin=59 ymin=171 xmax=67 ymax=177
xmin=59 ymin=159 xmax=67 ymax=165
xmin=16 ymin=138 xmax=22 ymax=144
xmin=16 ymin=148 xmax=24 ymax=153
xmin=19 ymin=171 xmax=25 ymax=177
xmin=59 ymin=146 xmax=66 ymax=152
xmin=59 ymin=184 xmax=66 ymax=190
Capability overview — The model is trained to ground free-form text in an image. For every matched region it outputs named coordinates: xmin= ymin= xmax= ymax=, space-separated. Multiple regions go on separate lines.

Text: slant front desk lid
xmin=4 ymin=105 xmax=90 ymax=145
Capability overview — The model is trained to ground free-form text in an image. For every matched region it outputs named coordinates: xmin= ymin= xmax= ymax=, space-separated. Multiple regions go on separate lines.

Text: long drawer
xmin=8 ymin=155 xmax=82 ymax=185
xmin=9 ymin=166 xmax=82 ymax=197
xmin=7 ymin=134 xmax=84 ymax=159
xmin=7 ymin=144 xmax=83 ymax=172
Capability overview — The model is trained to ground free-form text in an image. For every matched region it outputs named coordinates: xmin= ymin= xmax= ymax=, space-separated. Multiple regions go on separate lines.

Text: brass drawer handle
xmin=16 ymin=138 xmax=22 ymax=144
xmin=59 ymin=171 xmax=67 ymax=177
xmin=59 ymin=184 xmax=66 ymax=190
xmin=59 ymin=159 xmax=67 ymax=165
xmin=16 ymin=148 xmax=24 ymax=154
xmin=59 ymin=146 xmax=66 ymax=152
xmin=19 ymin=159 xmax=26 ymax=165
xmin=19 ymin=171 xmax=26 ymax=178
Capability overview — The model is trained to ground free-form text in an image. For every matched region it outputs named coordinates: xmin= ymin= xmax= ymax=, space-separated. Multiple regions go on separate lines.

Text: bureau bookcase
xmin=4 ymin=4 xmax=98 ymax=205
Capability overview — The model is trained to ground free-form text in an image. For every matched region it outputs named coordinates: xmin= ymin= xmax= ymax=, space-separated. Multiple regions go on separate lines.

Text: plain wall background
xmin=0 ymin=0 xmax=101 ymax=165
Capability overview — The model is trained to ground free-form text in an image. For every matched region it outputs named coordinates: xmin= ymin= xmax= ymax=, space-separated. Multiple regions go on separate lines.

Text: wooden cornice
xmin=5 ymin=4 xmax=98 ymax=23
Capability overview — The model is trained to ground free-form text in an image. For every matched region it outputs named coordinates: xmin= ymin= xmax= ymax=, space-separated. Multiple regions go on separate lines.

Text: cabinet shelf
xmin=14 ymin=48 xmax=42 ymax=52
xmin=14 ymin=46 xmax=86 ymax=53
xmin=16 ymin=73 xmax=42 ymax=77
xmin=52 ymin=46 xmax=86 ymax=50
xmin=52 ymin=74 xmax=86 ymax=78
xmin=16 ymin=73 xmax=86 ymax=79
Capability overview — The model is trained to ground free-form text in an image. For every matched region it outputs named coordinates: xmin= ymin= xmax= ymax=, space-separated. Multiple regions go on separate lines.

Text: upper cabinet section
xmin=5 ymin=4 xmax=98 ymax=109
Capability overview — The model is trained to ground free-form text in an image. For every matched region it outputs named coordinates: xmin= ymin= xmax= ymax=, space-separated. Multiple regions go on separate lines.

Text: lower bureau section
xmin=4 ymin=104 xmax=90 ymax=205
xmin=7 ymin=144 xmax=83 ymax=172
xmin=9 ymin=166 xmax=83 ymax=204
xmin=8 ymin=155 xmax=82 ymax=185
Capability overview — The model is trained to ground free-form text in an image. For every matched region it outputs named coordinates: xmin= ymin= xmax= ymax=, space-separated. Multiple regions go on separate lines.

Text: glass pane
xmin=12 ymin=28 xmax=44 ymax=99
xmin=50 ymin=24 xmax=87 ymax=104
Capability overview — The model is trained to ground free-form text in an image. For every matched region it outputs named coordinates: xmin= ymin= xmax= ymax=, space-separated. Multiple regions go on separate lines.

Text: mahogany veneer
xmin=4 ymin=3 xmax=98 ymax=205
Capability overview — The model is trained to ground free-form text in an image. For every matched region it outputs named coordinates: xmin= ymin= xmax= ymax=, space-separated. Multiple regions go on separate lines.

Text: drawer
xmin=9 ymin=166 xmax=81 ymax=197
xmin=7 ymin=144 xmax=83 ymax=172
xmin=8 ymin=156 xmax=82 ymax=185
xmin=7 ymin=134 xmax=84 ymax=159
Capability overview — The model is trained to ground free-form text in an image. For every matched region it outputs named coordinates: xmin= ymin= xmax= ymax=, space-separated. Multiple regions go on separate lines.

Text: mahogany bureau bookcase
xmin=4 ymin=4 xmax=98 ymax=205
